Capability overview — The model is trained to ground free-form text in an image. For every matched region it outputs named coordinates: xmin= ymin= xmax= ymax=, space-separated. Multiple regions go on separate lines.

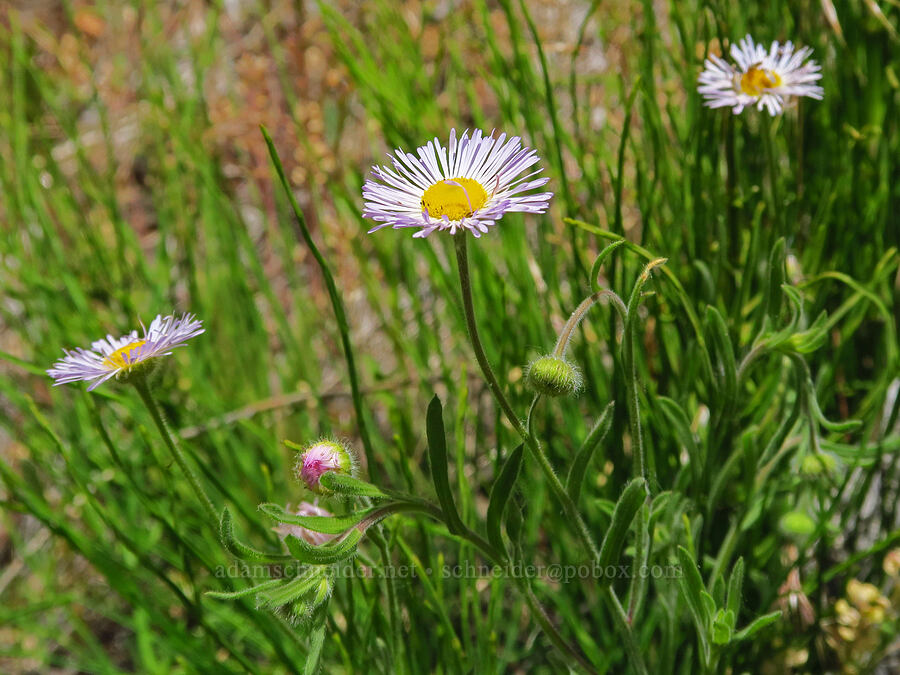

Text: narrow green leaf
xmin=309 ymin=577 xmax=333 ymax=610
xmin=754 ymin=284 xmax=804 ymax=355
xmin=505 ymin=502 xmax=524 ymax=548
xmin=487 ymin=443 xmax=524 ymax=554
xmin=426 ymin=395 xmax=466 ymax=535
xmin=304 ymin=623 xmax=327 ymax=675
xmin=677 ymin=545 xmax=708 ymax=633
xmin=283 ymin=439 xmax=305 ymax=453
xmin=612 ymin=76 xmax=642 ymax=236
xmin=712 ymin=576 xmax=726 ymax=608
xmin=205 ymin=579 xmax=285 ymax=600
xmin=0 ymin=349 xmax=46 ymax=376
xmin=284 ymin=529 xmax=364 ymax=565
xmin=566 ymin=402 xmax=614 ymax=503
xmin=262 ymin=124 xmax=379 ymax=482
xmin=705 ymin=306 xmax=737 ymax=410
xmin=783 ymin=311 xmax=829 ymax=354
xmin=762 ymin=237 xmax=786 ymax=321
xmin=628 ymin=503 xmax=652 ymax=623
xmin=656 ymin=397 xmax=702 ymax=483
xmin=726 ymin=557 xmax=744 ymax=618
xmin=711 ymin=609 xmax=734 ymax=645
xmin=734 ymin=611 xmax=782 ymax=641
xmin=649 ymin=491 xmax=673 ymax=525
xmin=700 ymin=591 xmax=717 ymax=624
xmin=318 ymin=472 xmax=388 ymax=498
xmin=220 ymin=508 xmax=291 ymax=563
xmin=598 ymin=478 xmax=647 ymax=588
xmin=257 ymin=569 xmax=323 ymax=608
xmin=259 ymin=503 xmax=374 ymax=534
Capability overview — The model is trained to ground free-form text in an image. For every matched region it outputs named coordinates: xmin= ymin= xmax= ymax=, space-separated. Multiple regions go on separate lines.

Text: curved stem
xmin=552 ymin=289 xmax=626 ymax=358
xmin=454 ymin=234 xmax=530 ymax=433
xmin=454 ymin=234 xmax=647 ymax=673
xmin=454 ymin=234 xmax=599 ymax=560
xmin=621 ymin=259 xmax=665 ymax=485
xmin=133 ymin=377 xmax=218 ymax=526
xmin=526 ymin=394 xmax=541 ymax=436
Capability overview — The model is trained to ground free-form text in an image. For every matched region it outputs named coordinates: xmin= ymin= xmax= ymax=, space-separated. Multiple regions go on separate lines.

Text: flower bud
xmin=293 ymin=440 xmax=355 ymax=493
xmin=800 ymin=451 xmax=837 ymax=476
xmin=526 ymin=355 xmax=582 ymax=397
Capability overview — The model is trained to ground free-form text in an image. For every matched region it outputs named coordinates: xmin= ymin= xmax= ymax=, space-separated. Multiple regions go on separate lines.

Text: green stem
xmin=453 ymin=234 xmax=646 ymax=673
xmin=620 ymin=258 xmax=665 ymax=485
xmin=390 ymin=492 xmax=593 ymax=670
xmin=262 ymin=128 xmax=379 ymax=482
xmin=607 ymin=587 xmax=649 ymax=675
xmin=552 ymin=290 xmax=626 ymax=358
xmin=761 ymin=114 xmax=781 ymax=237
xmin=622 ymin=321 xmax=646 ymax=481
xmin=454 ymin=234 xmax=599 ymax=560
xmin=519 ymin=580 xmax=598 ymax=674
xmin=133 ymin=377 xmax=218 ymax=526
xmin=373 ymin=530 xmax=405 ymax=671
xmin=454 ymin=233 xmax=530 ymax=436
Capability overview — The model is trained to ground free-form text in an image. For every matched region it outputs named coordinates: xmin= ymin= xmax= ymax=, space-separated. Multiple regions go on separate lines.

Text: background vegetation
xmin=1 ymin=0 xmax=898 ymax=672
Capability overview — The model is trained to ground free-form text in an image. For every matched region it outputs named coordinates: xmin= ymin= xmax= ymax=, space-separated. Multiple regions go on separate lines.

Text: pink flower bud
xmin=294 ymin=440 xmax=354 ymax=493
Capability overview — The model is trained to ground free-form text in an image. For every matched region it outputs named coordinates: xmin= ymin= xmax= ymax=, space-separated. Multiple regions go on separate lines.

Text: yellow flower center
xmin=421 ymin=178 xmax=488 ymax=221
xmin=103 ymin=340 xmax=146 ymax=369
xmin=740 ymin=66 xmax=782 ymax=96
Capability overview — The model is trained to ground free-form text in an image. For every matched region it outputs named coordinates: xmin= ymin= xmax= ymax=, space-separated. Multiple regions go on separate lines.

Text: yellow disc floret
xmin=421 ymin=178 xmax=488 ymax=221
xmin=103 ymin=340 xmax=147 ymax=370
xmin=739 ymin=66 xmax=782 ymax=96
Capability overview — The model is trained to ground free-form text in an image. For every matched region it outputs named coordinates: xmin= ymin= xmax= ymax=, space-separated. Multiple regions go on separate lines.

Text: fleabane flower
xmin=698 ymin=34 xmax=824 ymax=115
xmin=362 ymin=128 xmax=552 ymax=238
xmin=293 ymin=440 xmax=355 ymax=493
xmin=47 ymin=313 xmax=204 ymax=390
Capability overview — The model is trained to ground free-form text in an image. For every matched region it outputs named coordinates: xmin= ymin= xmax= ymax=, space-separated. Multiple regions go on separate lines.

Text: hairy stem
xmin=454 ymin=234 xmax=598 ymax=559
xmin=133 ymin=377 xmax=218 ymax=526
xmin=453 ymin=234 xmax=646 ymax=674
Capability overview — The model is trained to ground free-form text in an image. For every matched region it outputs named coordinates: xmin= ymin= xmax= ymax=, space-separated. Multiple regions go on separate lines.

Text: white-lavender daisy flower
xmin=47 ymin=313 xmax=204 ymax=390
xmin=362 ymin=128 xmax=552 ymax=238
xmin=698 ymin=34 xmax=824 ymax=115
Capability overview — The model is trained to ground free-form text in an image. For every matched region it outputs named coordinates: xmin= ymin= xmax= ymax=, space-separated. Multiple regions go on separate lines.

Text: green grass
xmin=1 ymin=1 xmax=899 ymax=673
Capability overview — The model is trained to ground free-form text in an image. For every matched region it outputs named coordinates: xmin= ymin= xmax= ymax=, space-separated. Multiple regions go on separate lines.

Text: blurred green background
xmin=1 ymin=0 xmax=899 ymax=672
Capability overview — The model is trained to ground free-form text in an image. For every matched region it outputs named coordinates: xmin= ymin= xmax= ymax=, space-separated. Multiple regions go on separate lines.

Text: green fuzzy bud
xmin=526 ymin=355 xmax=583 ymax=397
xmin=779 ymin=510 xmax=816 ymax=539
